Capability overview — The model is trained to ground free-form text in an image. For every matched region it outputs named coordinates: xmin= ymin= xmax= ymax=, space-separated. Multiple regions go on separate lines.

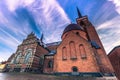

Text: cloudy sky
xmin=0 ymin=0 xmax=120 ymax=62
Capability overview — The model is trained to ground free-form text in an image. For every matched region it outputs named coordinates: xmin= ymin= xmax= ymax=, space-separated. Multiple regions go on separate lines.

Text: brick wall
xmin=108 ymin=47 xmax=120 ymax=80
xmin=54 ymin=30 xmax=99 ymax=72
xmin=76 ymin=16 xmax=114 ymax=73
xmin=43 ymin=55 xmax=54 ymax=73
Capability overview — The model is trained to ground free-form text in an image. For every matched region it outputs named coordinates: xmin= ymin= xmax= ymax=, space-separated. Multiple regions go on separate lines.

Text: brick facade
xmin=76 ymin=16 xmax=114 ymax=73
xmin=43 ymin=54 xmax=54 ymax=73
xmin=54 ymin=30 xmax=99 ymax=72
xmin=7 ymin=32 xmax=48 ymax=72
xmin=108 ymin=46 xmax=120 ymax=80
xmin=5 ymin=10 xmax=117 ymax=78
xmin=53 ymin=15 xmax=114 ymax=75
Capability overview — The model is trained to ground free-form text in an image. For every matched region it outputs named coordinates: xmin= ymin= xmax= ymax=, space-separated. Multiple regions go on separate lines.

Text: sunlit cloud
xmin=88 ymin=0 xmax=120 ymax=54
xmin=0 ymin=0 xmax=120 ymax=62
xmin=5 ymin=0 xmax=35 ymax=11
xmin=0 ymin=0 xmax=70 ymax=62
xmin=0 ymin=28 xmax=20 ymax=47
xmin=0 ymin=51 xmax=13 ymax=61
xmin=96 ymin=15 xmax=120 ymax=53
xmin=0 ymin=0 xmax=41 ymax=62
xmin=96 ymin=16 xmax=120 ymax=30
xmin=108 ymin=0 xmax=120 ymax=14
xmin=27 ymin=0 xmax=70 ymax=42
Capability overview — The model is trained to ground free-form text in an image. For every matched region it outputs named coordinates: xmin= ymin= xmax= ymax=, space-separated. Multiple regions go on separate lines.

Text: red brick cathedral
xmin=6 ymin=8 xmax=116 ymax=78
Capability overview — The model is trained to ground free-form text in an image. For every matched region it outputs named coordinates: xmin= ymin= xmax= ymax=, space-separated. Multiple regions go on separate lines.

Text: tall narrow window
xmin=24 ymin=49 xmax=32 ymax=63
xmin=62 ymin=47 xmax=67 ymax=60
xmin=69 ymin=41 xmax=77 ymax=59
xmin=15 ymin=53 xmax=21 ymax=64
xmin=79 ymin=44 xmax=87 ymax=59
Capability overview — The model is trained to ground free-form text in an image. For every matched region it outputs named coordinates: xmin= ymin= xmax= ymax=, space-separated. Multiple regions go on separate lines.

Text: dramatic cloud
xmin=27 ymin=0 xmax=70 ymax=42
xmin=96 ymin=16 xmax=120 ymax=53
xmin=5 ymin=0 xmax=35 ymax=11
xmin=92 ymin=0 xmax=120 ymax=53
xmin=108 ymin=0 xmax=120 ymax=14
xmin=0 ymin=0 xmax=70 ymax=62
xmin=0 ymin=0 xmax=120 ymax=62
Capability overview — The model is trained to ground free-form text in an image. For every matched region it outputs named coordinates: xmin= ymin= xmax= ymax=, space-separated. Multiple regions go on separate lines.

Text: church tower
xmin=76 ymin=8 xmax=114 ymax=74
xmin=53 ymin=8 xmax=115 ymax=76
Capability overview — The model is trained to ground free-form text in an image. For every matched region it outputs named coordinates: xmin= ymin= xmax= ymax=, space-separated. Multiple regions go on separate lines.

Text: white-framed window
xmin=14 ymin=52 xmax=22 ymax=64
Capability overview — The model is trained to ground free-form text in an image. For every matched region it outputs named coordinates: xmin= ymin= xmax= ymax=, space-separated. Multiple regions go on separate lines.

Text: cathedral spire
xmin=77 ymin=7 xmax=82 ymax=18
xmin=40 ymin=33 xmax=43 ymax=41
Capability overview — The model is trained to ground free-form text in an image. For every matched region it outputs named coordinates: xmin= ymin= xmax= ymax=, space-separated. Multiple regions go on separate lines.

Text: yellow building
xmin=0 ymin=64 xmax=6 ymax=72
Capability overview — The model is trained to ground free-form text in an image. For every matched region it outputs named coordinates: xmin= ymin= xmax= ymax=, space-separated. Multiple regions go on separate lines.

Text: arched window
xmin=79 ymin=44 xmax=87 ymax=59
xmin=72 ymin=66 xmax=78 ymax=72
xmin=15 ymin=53 xmax=21 ymax=64
xmin=69 ymin=41 xmax=77 ymax=59
xmin=48 ymin=60 xmax=53 ymax=68
xmin=62 ymin=47 xmax=67 ymax=60
xmin=24 ymin=49 xmax=32 ymax=63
